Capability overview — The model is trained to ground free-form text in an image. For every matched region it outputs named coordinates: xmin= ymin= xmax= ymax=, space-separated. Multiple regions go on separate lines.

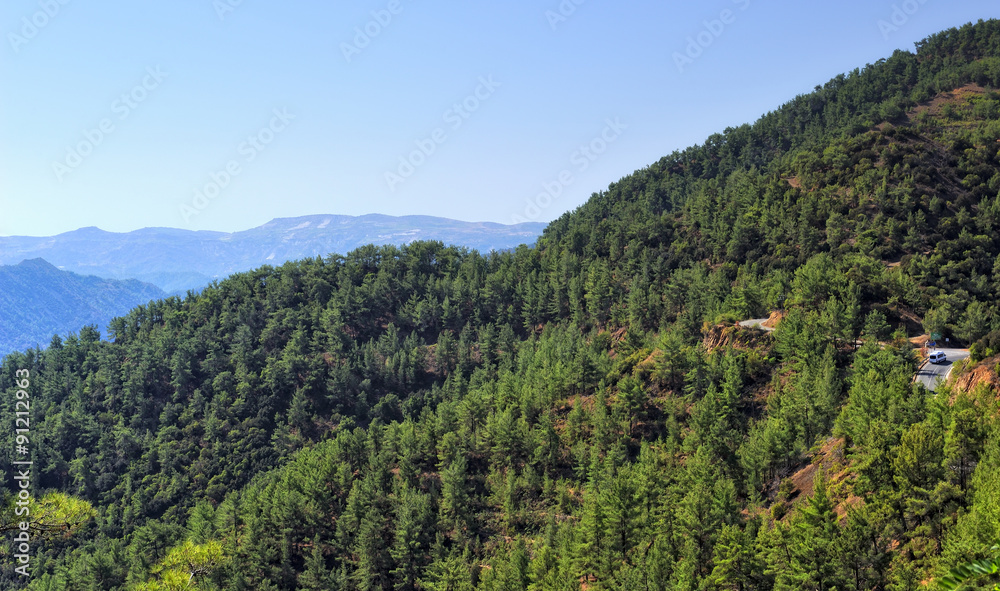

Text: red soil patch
xmin=785 ymin=438 xmax=848 ymax=506
xmin=953 ymin=355 xmax=1000 ymax=396
xmin=908 ymin=83 xmax=987 ymax=119
xmin=761 ymin=310 xmax=785 ymax=329
xmin=836 ymin=494 xmax=864 ymax=519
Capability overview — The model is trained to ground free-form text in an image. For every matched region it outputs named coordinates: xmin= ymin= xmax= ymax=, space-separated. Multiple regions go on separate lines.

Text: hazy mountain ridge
xmin=0 ymin=259 xmax=164 ymax=356
xmin=0 ymin=214 xmax=546 ymax=293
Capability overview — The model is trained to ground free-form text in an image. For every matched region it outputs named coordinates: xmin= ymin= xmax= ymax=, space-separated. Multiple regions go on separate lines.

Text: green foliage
xmin=130 ymin=540 xmax=225 ymax=590
xmin=938 ymin=545 xmax=1000 ymax=590
xmin=6 ymin=19 xmax=1000 ymax=591
xmin=0 ymin=492 xmax=96 ymax=540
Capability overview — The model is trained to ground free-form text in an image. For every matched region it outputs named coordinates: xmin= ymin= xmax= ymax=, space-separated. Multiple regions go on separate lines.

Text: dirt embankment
xmin=703 ymin=323 xmax=773 ymax=352
xmin=953 ymin=355 xmax=1000 ymax=395
xmin=907 ymin=83 xmax=987 ymax=120
xmin=761 ymin=310 xmax=784 ymax=329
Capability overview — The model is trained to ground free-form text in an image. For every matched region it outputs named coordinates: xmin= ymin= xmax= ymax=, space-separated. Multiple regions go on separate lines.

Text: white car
xmin=928 ymin=351 xmax=947 ymax=364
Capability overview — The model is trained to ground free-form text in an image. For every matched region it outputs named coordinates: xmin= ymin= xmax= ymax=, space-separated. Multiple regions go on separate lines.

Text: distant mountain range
xmin=0 ymin=214 xmax=546 ymax=293
xmin=0 ymin=259 xmax=165 ymax=357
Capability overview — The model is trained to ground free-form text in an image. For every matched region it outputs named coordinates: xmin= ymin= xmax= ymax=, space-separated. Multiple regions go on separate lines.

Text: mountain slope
xmin=0 ymin=214 xmax=546 ymax=293
xmin=0 ymin=259 xmax=164 ymax=356
xmin=2 ymin=20 xmax=1000 ymax=591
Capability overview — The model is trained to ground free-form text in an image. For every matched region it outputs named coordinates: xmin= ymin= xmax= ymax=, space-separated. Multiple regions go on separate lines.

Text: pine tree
xmin=353 ymin=513 xmax=392 ymax=591
xmin=390 ymin=486 xmax=433 ymax=591
xmin=298 ymin=536 xmax=333 ymax=591
xmin=770 ymin=469 xmax=844 ymax=591
xmin=675 ymin=448 xmax=739 ymax=587
xmin=943 ymin=393 xmax=988 ymax=492
xmin=186 ymin=500 xmax=218 ymax=545
xmin=440 ymin=455 xmax=471 ymax=540
xmin=422 ymin=549 xmax=475 ymax=591
xmin=491 ymin=540 xmax=531 ymax=591
xmin=575 ymin=481 xmax=607 ymax=586
xmin=836 ymin=503 xmax=892 ymax=590
xmin=706 ymin=520 xmax=764 ymax=591
xmin=603 ymin=466 xmax=641 ymax=565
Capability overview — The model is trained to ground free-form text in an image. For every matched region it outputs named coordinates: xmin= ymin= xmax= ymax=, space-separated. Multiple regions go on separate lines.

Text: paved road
xmin=738 ymin=318 xmax=775 ymax=332
xmin=738 ymin=318 xmax=966 ymax=392
xmin=915 ymin=348 xmax=970 ymax=392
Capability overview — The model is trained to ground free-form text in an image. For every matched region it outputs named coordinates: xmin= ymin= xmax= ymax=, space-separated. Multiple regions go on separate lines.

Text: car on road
xmin=929 ymin=351 xmax=947 ymax=364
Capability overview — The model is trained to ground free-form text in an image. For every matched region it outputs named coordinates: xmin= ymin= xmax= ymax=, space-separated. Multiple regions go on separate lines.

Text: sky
xmin=1 ymin=0 xmax=997 ymax=237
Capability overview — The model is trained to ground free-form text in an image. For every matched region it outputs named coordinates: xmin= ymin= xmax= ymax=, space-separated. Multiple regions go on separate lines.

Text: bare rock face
xmin=953 ymin=356 xmax=1000 ymax=396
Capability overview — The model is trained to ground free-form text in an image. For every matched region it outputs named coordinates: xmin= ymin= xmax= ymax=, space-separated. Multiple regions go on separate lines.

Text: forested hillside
xmin=0 ymin=259 xmax=164 ymax=357
xmin=2 ymin=20 xmax=1000 ymax=591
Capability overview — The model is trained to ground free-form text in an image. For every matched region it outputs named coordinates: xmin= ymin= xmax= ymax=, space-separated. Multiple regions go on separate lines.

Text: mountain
xmin=0 ymin=214 xmax=547 ymax=293
xmin=0 ymin=259 xmax=164 ymax=357
xmin=2 ymin=20 xmax=1000 ymax=591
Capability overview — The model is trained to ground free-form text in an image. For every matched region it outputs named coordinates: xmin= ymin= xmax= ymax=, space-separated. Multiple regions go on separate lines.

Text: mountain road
xmin=914 ymin=348 xmax=970 ymax=392
xmin=737 ymin=317 xmax=968 ymax=392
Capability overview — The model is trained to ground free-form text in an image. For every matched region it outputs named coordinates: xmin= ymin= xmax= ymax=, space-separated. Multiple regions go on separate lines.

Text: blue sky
xmin=1 ymin=0 xmax=997 ymax=237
